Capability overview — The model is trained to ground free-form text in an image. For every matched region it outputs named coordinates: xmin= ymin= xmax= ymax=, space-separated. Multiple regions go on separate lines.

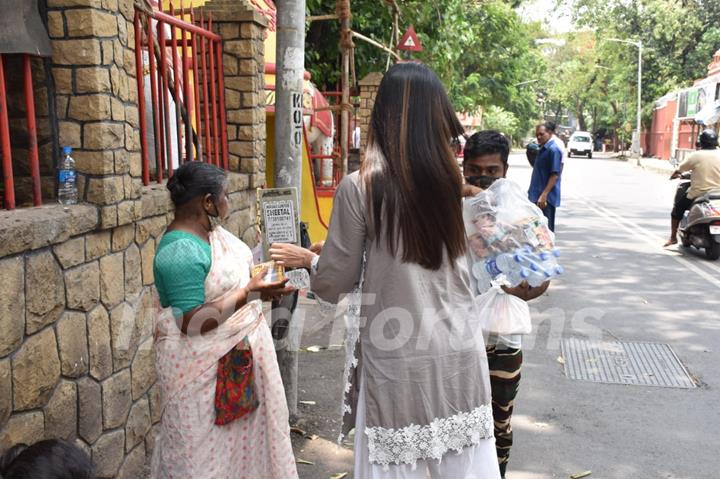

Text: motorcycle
xmin=676 ymin=173 xmax=720 ymax=260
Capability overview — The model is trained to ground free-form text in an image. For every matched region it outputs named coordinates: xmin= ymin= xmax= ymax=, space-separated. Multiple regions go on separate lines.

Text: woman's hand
xmin=309 ymin=241 xmax=325 ymax=255
xmin=268 ymin=243 xmax=317 ymax=269
xmin=246 ymin=267 xmax=295 ymax=301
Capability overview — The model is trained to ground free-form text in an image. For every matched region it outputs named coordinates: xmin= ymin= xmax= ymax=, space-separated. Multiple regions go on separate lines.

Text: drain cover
xmin=560 ymin=338 xmax=696 ymax=389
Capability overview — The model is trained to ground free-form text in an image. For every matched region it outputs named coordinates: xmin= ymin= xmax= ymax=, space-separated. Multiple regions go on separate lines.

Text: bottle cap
xmin=62 ymin=146 xmax=72 ymax=155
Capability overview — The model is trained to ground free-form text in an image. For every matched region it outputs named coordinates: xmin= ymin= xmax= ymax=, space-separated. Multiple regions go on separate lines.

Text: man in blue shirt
xmin=529 ymin=123 xmax=563 ymax=231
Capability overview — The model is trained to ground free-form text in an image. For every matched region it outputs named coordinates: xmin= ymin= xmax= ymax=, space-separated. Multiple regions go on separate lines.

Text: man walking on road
xmin=529 ymin=123 xmax=563 ymax=231
xmin=664 ymin=129 xmax=720 ymax=247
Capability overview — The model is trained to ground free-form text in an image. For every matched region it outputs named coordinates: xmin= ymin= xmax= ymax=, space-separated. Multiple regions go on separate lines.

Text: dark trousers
xmin=542 ymin=204 xmax=556 ymax=232
xmin=487 ymin=345 xmax=523 ymax=478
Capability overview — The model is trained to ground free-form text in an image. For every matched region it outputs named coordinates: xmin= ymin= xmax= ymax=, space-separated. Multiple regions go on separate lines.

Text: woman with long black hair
xmin=270 ymin=63 xmax=500 ymax=478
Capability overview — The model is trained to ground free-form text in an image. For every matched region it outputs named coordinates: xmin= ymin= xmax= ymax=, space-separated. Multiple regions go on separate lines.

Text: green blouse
xmin=153 ymin=230 xmax=212 ymax=314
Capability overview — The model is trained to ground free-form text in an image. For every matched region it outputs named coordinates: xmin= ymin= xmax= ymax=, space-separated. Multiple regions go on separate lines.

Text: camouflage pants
xmin=486 ymin=345 xmax=523 ymax=477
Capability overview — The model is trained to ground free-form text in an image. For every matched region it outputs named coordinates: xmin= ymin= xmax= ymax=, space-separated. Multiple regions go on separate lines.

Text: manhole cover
xmin=560 ymin=338 xmax=696 ymax=389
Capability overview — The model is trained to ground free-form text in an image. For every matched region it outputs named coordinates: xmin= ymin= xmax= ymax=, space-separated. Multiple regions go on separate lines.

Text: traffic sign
xmin=397 ymin=26 xmax=423 ymax=52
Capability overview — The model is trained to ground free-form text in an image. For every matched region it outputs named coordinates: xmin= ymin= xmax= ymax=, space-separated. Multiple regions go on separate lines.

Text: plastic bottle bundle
xmin=464 ymin=179 xmax=564 ymax=290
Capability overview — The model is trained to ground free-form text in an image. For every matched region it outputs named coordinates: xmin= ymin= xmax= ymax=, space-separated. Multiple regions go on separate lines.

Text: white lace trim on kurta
xmin=364 ymin=404 xmax=494 ymax=469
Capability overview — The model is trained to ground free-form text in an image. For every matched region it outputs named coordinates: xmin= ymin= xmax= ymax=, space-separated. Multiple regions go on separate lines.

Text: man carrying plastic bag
xmin=462 ymin=131 xmax=557 ymax=479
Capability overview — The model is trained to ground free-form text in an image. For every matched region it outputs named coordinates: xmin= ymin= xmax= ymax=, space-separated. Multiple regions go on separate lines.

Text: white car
xmin=568 ymin=131 xmax=593 ymax=158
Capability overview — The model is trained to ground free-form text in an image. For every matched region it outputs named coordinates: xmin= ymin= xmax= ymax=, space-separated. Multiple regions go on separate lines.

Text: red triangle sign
xmin=397 ymin=26 xmax=423 ymax=52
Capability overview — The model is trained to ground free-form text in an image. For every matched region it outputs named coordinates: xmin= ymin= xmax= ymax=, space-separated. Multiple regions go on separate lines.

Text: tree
xmin=304 ymin=0 xmax=544 ymax=134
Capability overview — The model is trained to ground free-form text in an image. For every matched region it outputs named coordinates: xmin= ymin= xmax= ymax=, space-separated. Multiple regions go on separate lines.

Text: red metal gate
xmin=134 ymin=3 xmax=228 ymax=185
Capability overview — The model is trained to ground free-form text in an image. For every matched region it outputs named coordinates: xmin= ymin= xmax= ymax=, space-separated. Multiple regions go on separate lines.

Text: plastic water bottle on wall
xmin=58 ymin=146 xmax=78 ymax=205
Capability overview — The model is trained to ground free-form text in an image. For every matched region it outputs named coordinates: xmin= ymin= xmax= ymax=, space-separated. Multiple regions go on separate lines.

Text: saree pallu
xmin=150 ymin=227 xmax=298 ymax=479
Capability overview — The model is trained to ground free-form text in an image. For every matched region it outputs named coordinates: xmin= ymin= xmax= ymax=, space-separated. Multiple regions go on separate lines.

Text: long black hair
xmin=360 ymin=63 xmax=466 ymax=270
xmin=166 ymin=161 xmax=227 ymax=206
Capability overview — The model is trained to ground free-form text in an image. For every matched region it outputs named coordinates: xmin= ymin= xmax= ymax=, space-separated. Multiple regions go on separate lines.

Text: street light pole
xmin=607 ymin=38 xmax=643 ymax=158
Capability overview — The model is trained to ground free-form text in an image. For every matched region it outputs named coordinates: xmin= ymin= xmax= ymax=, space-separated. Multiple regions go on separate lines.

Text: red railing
xmin=0 ymin=55 xmax=43 ymax=210
xmin=134 ymin=3 xmax=228 ymax=185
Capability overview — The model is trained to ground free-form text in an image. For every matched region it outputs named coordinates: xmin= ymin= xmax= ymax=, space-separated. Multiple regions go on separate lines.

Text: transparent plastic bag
xmin=473 ymin=285 xmax=531 ymax=335
xmin=464 ymin=179 xmax=561 ymax=287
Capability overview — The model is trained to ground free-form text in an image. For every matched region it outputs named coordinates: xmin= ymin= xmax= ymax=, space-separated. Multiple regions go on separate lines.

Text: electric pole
xmin=274 ymin=0 xmax=306 ymax=419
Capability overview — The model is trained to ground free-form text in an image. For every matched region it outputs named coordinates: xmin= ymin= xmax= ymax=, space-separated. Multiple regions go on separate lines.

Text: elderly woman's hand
xmin=269 ymin=243 xmax=317 ymax=269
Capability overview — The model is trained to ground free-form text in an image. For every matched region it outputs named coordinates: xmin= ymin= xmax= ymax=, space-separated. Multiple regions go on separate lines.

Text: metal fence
xmin=0 ymin=55 xmax=44 ymax=210
xmin=134 ymin=3 xmax=228 ymax=185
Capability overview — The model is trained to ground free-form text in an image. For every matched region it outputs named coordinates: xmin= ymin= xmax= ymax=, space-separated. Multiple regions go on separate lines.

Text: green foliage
xmin=482 ymin=106 xmax=521 ymax=141
xmin=304 ymin=0 xmax=544 ymax=133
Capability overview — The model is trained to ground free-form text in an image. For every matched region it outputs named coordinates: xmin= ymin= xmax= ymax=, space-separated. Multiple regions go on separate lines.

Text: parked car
xmin=568 ymin=131 xmax=593 ymax=158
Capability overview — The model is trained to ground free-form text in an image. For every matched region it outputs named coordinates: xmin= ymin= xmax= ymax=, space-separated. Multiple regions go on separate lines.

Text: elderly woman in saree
xmin=270 ymin=63 xmax=501 ymax=479
xmin=150 ymin=161 xmax=298 ymax=478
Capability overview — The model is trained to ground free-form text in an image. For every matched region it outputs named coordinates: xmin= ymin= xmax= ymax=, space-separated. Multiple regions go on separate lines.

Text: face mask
xmin=205 ymin=200 xmax=224 ymax=231
xmin=466 ymin=175 xmax=499 ymax=190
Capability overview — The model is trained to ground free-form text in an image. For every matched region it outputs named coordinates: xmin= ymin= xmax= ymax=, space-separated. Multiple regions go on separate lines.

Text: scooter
xmin=676 ymin=173 xmax=720 ymax=260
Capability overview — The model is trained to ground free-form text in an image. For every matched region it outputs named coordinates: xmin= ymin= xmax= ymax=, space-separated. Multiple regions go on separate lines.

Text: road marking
xmin=573 ymin=194 xmax=720 ymax=288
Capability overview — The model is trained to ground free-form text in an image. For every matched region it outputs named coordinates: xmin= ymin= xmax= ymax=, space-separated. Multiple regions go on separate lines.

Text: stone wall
xmin=358 ymin=72 xmax=383 ymax=157
xmin=0 ymin=1 xmax=267 ymax=477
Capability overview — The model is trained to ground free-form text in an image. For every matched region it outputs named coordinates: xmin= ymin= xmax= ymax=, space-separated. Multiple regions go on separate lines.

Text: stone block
xmin=147 ymin=383 xmax=162 ymax=423
xmin=44 ymin=380 xmax=77 ymax=440
xmin=0 ymin=256 xmax=24 ymax=357
xmin=124 ymin=398 xmax=150 ymax=451
xmin=0 ymin=412 xmax=44 ymax=450
xmin=112 ymin=224 xmax=135 ymax=251
xmin=135 ymin=216 xmax=167 ymax=244
xmin=225 ymin=89 xmax=241 ymax=109
xmin=57 ymin=311 xmax=89 ymax=377
xmin=140 ymin=240 xmax=155 ymax=285
xmin=77 ymin=377 xmax=102 ymax=444
xmin=224 ymin=75 xmax=259 ymax=92
xmin=47 ymin=0 xmax=101 ymax=6
xmin=53 ymin=236 xmax=85 ymax=269
xmin=74 ymin=150 xmax=115 ymax=175
xmin=68 ymin=94 xmax=111 ymax=122
xmin=58 ymin=121 xmax=81 ymax=149
xmin=102 ymin=0 xmax=119 ymax=10
xmin=115 ymin=150 xmax=131 ymax=174
xmin=101 ymin=40 xmax=114 ymax=65
xmin=87 ymin=306 xmax=113 ymax=380
xmin=56 ymin=95 xmax=69 ymax=118
xmin=99 ymin=205 xmax=118 ymax=229
xmin=47 ymin=11 xmax=65 ymax=38
xmin=240 ymin=22 xmax=265 ymax=40
xmin=86 ymin=231 xmax=111 ymax=260
xmin=125 ymin=105 xmax=139 ymax=128
xmin=117 ymin=442 xmax=145 ymax=479
xmin=131 ymin=338 xmax=155 ymax=400
xmin=53 ymin=68 xmax=73 ymax=94
xmin=12 ymin=328 xmax=61 ymax=410
xmin=83 ymin=122 xmax=124 ymax=150
xmin=91 ymin=429 xmax=125 ymax=478
xmin=86 ymin=175 xmax=124 ymax=205
xmin=102 ymin=369 xmax=132 ymax=429
xmin=125 ymin=124 xmax=140 ymax=152
xmin=65 ymin=261 xmax=100 ymax=311
xmin=53 ymin=39 xmax=102 ymax=65
xmin=218 ymin=23 xmax=240 ymax=39
xmin=124 ymin=244 xmax=141 ymax=296
xmin=25 ymin=250 xmax=65 ymax=334
xmin=0 ymin=359 xmax=10 ymax=424
xmin=145 ymin=423 xmax=158 ymax=456
xmin=111 ymin=97 xmax=125 ymax=122
xmin=66 ymin=8 xmax=118 ymax=37
xmin=109 ymin=302 xmax=136 ymax=371
xmin=238 ymin=59 xmax=258 ymax=75
xmin=117 ymin=200 xmax=137 ymax=226
xmin=76 ymin=66 xmax=112 ymax=94
xmin=226 ymin=108 xmax=263 ymax=125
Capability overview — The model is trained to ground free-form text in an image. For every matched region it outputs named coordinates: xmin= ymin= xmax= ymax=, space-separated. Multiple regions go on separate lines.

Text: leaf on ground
xmin=330 ymin=473 xmax=349 ymax=479
xmin=296 ymin=459 xmax=315 ymax=465
xmin=556 ymin=356 xmax=566 ymax=365
xmin=570 ymin=471 xmax=592 ymax=479
xmin=306 ymin=433 xmax=319 ymax=440
xmin=299 ymin=400 xmax=316 ymax=405
xmin=290 ymin=426 xmax=307 ymax=436
xmin=306 ymin=345 xmax=322 ymax=352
